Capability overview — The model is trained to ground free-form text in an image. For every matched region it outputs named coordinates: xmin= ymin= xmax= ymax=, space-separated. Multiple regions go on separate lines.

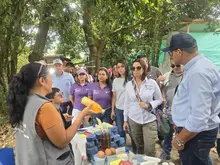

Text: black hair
xmin=136 ymin=54 xmax=146 ymax=59
xmin=66 ymin=62 xmax=75 ymax=67
xmin=60 ymin=56 xmax=71 ymax=62
xmin=136 ymin=55 xmax=151 ymax=72
xmin=45 ymin=88 xmax=60 ymax=99
xmin=98 ymin=67 xmax=112 ymax=89
xmin=7 ymin=62 xmax=48 ymax=128
xmin=132 ymin=58 xmax=148 ymax=81
xmin=117 ymin=60 xmax=131 ymax=87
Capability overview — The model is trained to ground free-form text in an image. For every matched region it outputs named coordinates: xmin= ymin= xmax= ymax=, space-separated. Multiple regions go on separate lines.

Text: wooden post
xmin=186 ymin=24 xmax=190 ymax=33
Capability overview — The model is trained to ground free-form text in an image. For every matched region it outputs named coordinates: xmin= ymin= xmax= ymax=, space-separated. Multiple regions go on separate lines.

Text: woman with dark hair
xmin=111 ymin=60 xmax=131 ymax=141
xmin=89 ymin=67 xmax=112 ymax=124
xmin=123 ymin=58 xmax=162 ymax=156
xmin=7 ymin=62 xmax=96 ymax=165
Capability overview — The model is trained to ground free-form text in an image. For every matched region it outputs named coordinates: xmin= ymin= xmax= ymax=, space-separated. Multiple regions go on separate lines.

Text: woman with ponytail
xmin=7 ymin=62 xmax=97 ymax=165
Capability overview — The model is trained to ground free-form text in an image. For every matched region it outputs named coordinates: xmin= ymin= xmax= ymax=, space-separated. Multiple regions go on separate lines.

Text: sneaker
xmin=159 ymin=150 xmax=171 ymax=160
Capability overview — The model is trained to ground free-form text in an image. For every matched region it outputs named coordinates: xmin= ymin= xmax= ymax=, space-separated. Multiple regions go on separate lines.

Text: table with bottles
xmin=71 ymin=123 xmax=125 ymax=165
xmin=71 ymin=124 xmax=176 ymax=165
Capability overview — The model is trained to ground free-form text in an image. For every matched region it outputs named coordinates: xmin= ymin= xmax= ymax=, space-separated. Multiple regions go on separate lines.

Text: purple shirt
xmin=70 ymin=83 xmax=91 ymax=111
xmin=89 ymin=82 xmax=112 ymax=109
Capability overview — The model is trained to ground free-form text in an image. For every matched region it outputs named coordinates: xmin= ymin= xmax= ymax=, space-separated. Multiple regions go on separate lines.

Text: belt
xmin=101 ymin=106 xmax=111 ymax=114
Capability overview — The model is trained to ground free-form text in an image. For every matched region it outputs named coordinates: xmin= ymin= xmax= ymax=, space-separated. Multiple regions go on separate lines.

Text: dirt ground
xmin=0 ymin=123 xmax=220 ymax=165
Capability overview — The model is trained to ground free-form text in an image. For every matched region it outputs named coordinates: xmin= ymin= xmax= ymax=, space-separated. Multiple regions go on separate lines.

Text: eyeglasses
xmin=168 ymin=51 xmax=172 ymax=56
xmin=171 ymin=64 xmax=181 ymax=68
xmin=132 ymin=66 xmax=142 ymax=71
xmin=168 ymin=49 xmax=183 ymax=56
xmin=55 ymin=92 xmax=63 ymax=98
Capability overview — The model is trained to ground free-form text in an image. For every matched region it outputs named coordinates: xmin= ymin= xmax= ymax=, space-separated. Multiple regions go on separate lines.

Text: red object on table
xmin=119 ymin=160 xmax=132 ymax=165
xmin=83 ymin=131 xmax=91 ymax=136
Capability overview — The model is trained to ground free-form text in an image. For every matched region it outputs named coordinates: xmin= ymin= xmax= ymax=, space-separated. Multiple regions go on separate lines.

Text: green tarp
xmin=159 ymin=32 xmax=220 ymax=69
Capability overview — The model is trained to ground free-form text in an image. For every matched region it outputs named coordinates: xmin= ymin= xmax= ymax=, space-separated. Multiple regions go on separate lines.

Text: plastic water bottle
xmin=119 ymin=154 xmax=132 ymax=165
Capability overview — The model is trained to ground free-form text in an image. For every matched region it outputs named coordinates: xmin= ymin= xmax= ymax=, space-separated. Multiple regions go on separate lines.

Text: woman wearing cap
xmin=89 ymin=67 xmax=112 ymax=124
xmin=70 ymin=68 xmax=92 ymax=127
xmin=123 ymin=58 xmax=162 ymax=156
xmin=7 ymin=62 xmax=96 ymax=165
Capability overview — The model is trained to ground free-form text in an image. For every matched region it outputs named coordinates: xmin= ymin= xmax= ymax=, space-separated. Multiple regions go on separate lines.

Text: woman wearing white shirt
xmin=123 ymin=58 xmax=162 ymax=156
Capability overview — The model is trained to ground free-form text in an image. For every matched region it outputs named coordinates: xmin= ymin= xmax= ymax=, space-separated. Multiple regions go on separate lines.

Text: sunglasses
xmin=79 ymin=73 xmax=86 ymax=76
xmin=35 ymin=61 xmax=47 ymax=77
xmin=132 ymin=66 xmax=142 ymax=71
xmin=171 ymin=64 xmax=181 ymax=68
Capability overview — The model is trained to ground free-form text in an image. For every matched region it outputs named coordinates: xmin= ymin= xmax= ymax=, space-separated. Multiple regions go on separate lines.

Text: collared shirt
xmin=70 ymin=83 xmax=91 ymax=110
xmin=52 ymin=72 xmax=75 ymax=102
xmin=89 ymin=82 xmax=112 ymax=109
xmin=172 ymin=54 xmax=220 ymax=132
xmin=164 ymin=71 xmax=183 ymax=112
xmin=124 ymin=78 xmax=162 ymax=124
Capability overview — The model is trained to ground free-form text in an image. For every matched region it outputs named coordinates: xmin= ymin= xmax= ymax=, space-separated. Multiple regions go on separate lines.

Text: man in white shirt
xmin=52 ymin=59 xmax=75 ymax=127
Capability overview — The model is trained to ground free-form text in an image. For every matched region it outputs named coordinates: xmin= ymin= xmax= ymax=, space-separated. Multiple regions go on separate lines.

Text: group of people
xmin=7 ymin=33 xmax=220 ymax=165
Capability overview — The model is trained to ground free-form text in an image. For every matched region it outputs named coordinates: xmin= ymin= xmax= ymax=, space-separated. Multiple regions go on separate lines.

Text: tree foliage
xmin=0 ymin=0 xmax=220 ymax=113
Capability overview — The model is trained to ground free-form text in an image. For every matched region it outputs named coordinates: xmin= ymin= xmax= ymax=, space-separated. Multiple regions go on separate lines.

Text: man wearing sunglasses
xmin=162 ymin=33 xmax=220 ymax=165
xmin=52 ymin=59 xmax=75 ymax=127
xmin=160 ymin=59 xmax=183 ymax=160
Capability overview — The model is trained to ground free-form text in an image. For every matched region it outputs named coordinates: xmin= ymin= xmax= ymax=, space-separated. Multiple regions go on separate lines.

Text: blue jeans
xmin=163 ymin=122 xmax=174 ymax=154
xmin=217 ymin=138 xmax=220 ymax=156
xmin=178 ymin=127 xmax=218 ymax=165
xmin=217 ymin=125 xmax=220 ymax=156
xmin=92 ymin=108 xmax=112 ymax=125
xmin=115 ymin=108 xmax=137 ymax=153
xmin=115 ymin=108 xmax=125 ymax=139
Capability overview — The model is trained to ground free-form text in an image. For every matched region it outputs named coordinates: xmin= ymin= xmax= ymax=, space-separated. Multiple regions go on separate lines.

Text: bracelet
xmin=175 ymin=136 xmax=185 ymax=147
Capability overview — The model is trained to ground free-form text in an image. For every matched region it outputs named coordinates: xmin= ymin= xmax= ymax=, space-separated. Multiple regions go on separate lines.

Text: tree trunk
xmin=81 ymin=1 xmax=99 ymax=74
xmin=29 ymin=5 xmax=53 ymax=62
xmin=96 ymin=40 xmax=105 ymax=72
xmin=151 ymin=6 xmax=160 ymax=67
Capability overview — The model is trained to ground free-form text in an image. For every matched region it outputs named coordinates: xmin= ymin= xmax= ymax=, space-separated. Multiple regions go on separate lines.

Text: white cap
xmin=53 ymin=59 xmax=63 ymax=65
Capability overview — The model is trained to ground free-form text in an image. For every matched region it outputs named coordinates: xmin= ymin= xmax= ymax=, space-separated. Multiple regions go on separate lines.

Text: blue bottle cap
xmin=125 ymin=147 xmax=130 ymax=153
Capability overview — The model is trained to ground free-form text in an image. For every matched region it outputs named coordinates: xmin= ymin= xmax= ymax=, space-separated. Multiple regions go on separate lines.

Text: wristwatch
xmin=175 ymin=136 xmax=185 ymax=147
xmin=148 ymin=103 xmax=152 ymax=109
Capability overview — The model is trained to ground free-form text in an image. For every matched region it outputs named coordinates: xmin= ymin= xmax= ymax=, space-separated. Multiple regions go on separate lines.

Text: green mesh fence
xmin=159 ymin=32 xmax=220 ymax=69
